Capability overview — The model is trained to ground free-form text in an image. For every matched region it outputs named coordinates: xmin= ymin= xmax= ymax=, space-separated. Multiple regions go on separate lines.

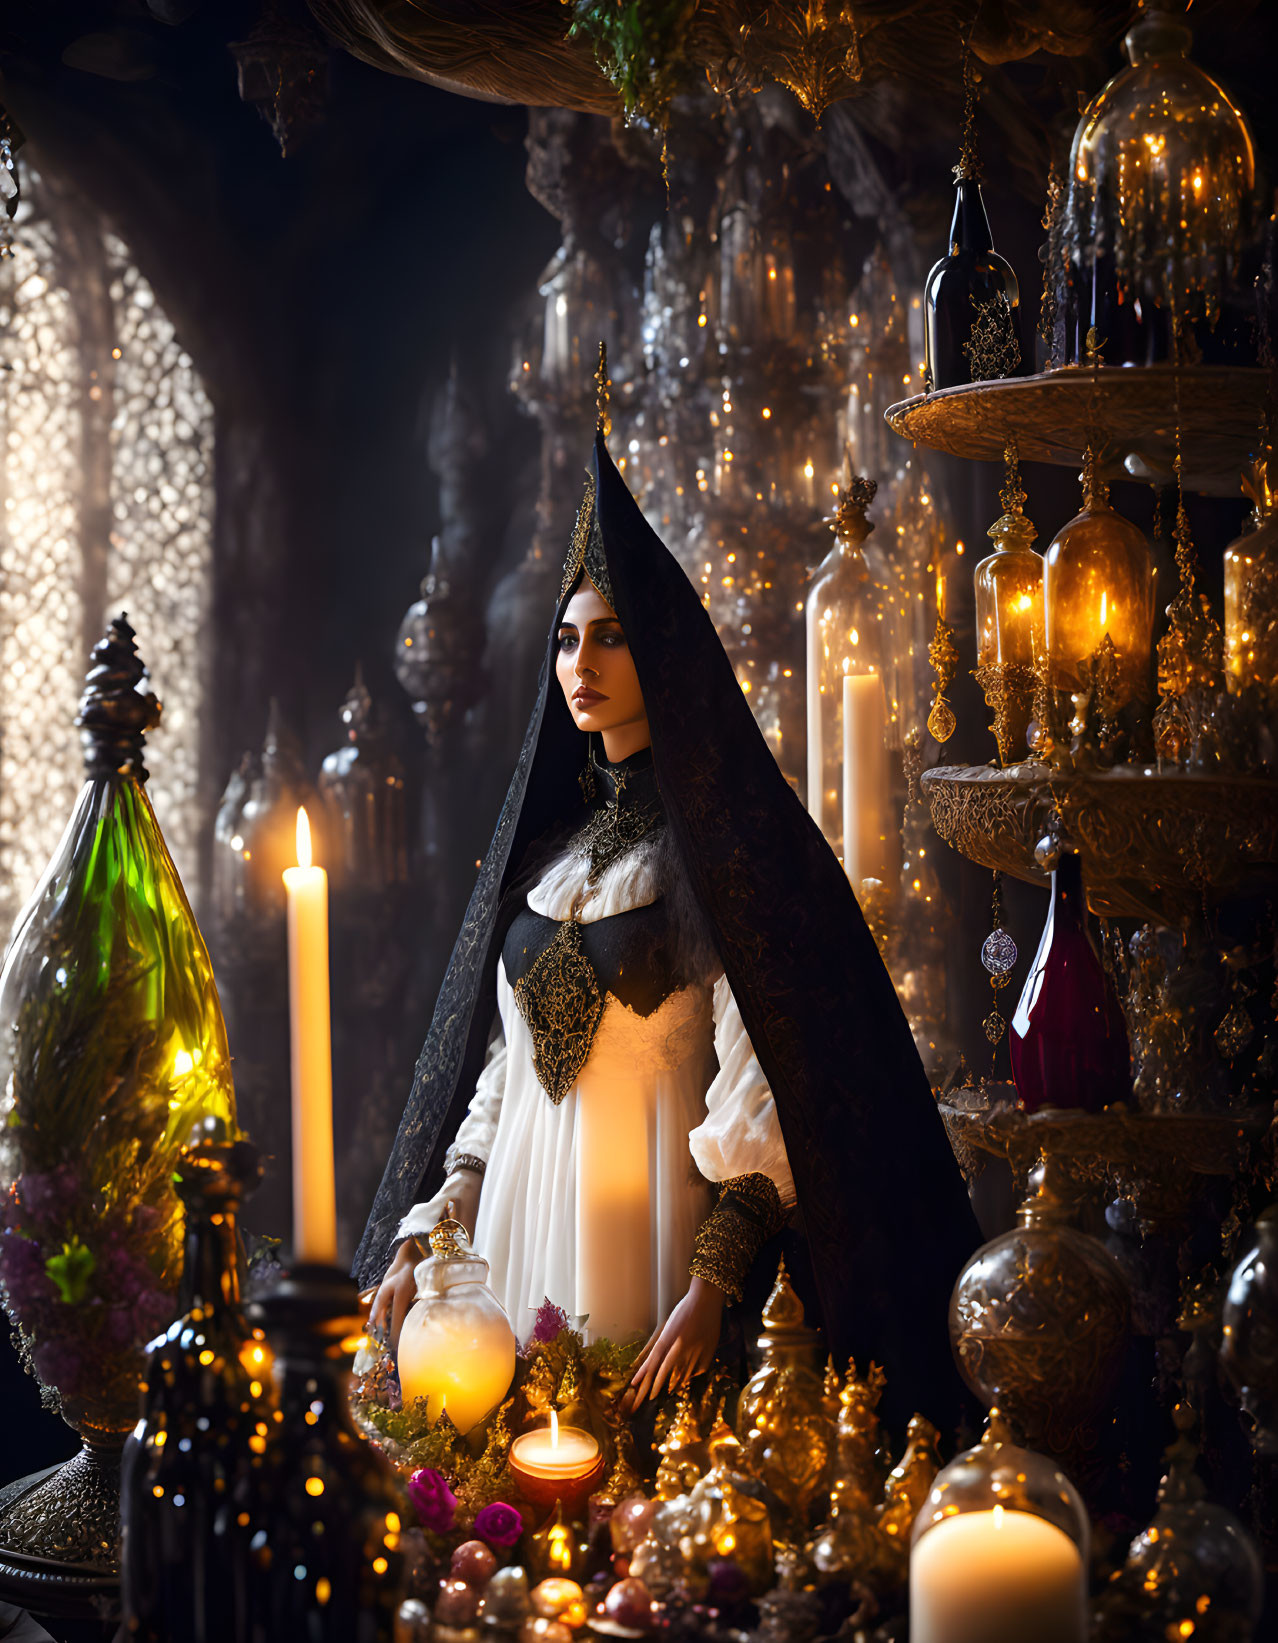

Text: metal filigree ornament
xmin=980 ymin=872 xmax=1014 ymax=1047
xmin=513 ymin=914 xmax=604 ymax=1108
xmin=961 ymin=294 xmax=1022 ymax=383
xmin=926 ymin=614 xmax=959 ymax=744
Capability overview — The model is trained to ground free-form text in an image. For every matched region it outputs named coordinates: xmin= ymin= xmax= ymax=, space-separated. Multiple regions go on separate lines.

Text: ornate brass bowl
xmin=886 ymin=366 xmax=1268 ymax=496
xmin=921 ymin=762 xmax=1278 ymax=922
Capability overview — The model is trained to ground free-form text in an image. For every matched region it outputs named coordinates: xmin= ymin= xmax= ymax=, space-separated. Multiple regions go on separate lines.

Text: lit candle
xmin=841 ymin=672 xmax=890 ymax=886
xmin=910 ymin=1507 xmax=1086 ymax=1643
xmin=936 ymin=567 xmax=948 ymax=624
xmin=510 ymin=1411 xmax=600 ymax=1483
xmin=282 ymin=808 xmax=337 ymax=1264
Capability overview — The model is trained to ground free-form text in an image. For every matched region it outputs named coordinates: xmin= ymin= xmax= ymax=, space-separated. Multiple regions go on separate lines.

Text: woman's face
xmin=555 ymin=581 xmax=649 ymax=755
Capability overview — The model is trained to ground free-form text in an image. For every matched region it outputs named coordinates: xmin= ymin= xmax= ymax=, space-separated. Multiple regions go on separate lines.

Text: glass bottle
xmin=1009 ymin=849 xmax=1132 ymax=1113
xmin=248 ymin=1265 xmax=407 ymax=1641
xmin=0 ymin=616 xmax=237 ymax=1542
xmin=1043 ymin=450 xmax=1154 ymax=707
xmin=1224 ymin=455 xmax=1278 ymax=699
xmin=973 ymin=446 xmax=1044 ymax=763
xmin=804 ymin=475 xmax=893 ymax=883
xmin=120 ymin=1128 xmax=270 ymax=1643
xmin=923 ymin=167 xmax=1022 ymax=391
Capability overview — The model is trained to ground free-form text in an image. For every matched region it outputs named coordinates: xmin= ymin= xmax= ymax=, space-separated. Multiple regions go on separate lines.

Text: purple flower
xmin=529 ymin=1299 xmax=570 ymax=1346
xmin=408 ymin=1467 xmax=457 ymax=1534
xmin=16 ymin=1166 xmax=83 ymax=1223
xmin=31 ymin=1338 xmax=82 ymax=1397
xmin=474 ymin=1501 xmax=523 ymax=1549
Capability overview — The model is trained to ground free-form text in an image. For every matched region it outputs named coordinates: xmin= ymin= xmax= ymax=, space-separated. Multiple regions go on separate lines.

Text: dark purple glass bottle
xmin=1009 ymin=850 xmax=1132 ymax=1112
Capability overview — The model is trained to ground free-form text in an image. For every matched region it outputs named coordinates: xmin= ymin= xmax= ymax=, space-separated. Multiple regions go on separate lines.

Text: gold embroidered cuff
xmin=689 ymin=1173 xmax=786 ymax=1303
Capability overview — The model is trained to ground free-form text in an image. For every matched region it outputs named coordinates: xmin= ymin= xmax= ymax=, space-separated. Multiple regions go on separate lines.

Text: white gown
xmin=397 ymin=833 xmax=795 ymax=1345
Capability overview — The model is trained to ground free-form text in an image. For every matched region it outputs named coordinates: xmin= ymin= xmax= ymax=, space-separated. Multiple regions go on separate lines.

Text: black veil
xmin=356 ymin=432 xmax=981 ymax=1428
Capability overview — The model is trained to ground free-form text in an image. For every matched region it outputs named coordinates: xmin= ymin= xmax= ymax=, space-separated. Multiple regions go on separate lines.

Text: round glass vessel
xmin=1066 ymin=7 xmax=1256 ymax=365
xmin=950 ymin=1157 xmax=1130 ymax=1454
xmin=910 ymin=1415 xmax=1089 ymax=1643
xmin=396 ymin=1215 xmax=516 ymax=1435
xmin=1220 ymin=1204 xmax=1278 ymax=1453
xmin=1043 ymin=456 xmax=1154 ymax=702
xmin=1223 ymin=458 xmax=1278 ymax=698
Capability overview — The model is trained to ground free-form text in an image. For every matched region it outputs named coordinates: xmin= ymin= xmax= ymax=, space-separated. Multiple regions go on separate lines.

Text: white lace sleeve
xmin=396 ymin=1018 xmax=507 ymax=1241
xmin=687 ymin=974 xmax=796 ymax=1207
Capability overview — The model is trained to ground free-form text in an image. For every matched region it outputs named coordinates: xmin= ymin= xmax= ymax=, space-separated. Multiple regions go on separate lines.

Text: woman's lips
xmin=573 ymin=687 xmax=606 ymax=706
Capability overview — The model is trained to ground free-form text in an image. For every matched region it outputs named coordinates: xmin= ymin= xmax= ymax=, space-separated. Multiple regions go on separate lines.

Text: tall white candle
xmin=805 ymin=610 xmax=823 ymax=823
xmin=282 ymin=807 xmax=337 ymax=1265
xmin=841 ymin=671 xmax=889 ymax=885
xmin=910 ymin=1508 xmax=1087 ymax=1643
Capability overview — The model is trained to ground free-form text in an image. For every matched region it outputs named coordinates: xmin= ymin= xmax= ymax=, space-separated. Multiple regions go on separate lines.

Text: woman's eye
xmin=557 ymin=633 xmax=577 ymax=652
xmin=599 ymin=631 xmax=626 ymax=648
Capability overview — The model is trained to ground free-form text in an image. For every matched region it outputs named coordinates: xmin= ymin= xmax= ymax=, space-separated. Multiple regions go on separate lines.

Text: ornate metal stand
xmin=921 ymin=762 xmax=1278 ymax=923
xmin=0 ymin=1439 xmax=121 ymax=1618
xmin=885 ymin=365 xmax=1269 ymax=495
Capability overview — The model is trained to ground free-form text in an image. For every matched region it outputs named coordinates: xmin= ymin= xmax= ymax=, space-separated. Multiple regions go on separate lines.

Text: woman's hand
xmin=621 ymin=1277 xmax=725 ymax=1414
xmin=367 ymin=1169 xmax=483 ymax=1349
xmin=368 ymin=1237 xmax=419 ymax=1348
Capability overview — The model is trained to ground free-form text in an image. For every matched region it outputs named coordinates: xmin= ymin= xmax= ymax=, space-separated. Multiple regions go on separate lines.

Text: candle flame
xmin=992 ymin=1504 xmax=1005 ymax=1529
xmin=1099 ymin=591 xmax=1108 ymax=627
xmin=296 ymin=807 xmax=312 ymax=870
xmin=550 ymin=1408 xmax=559 ymax=1450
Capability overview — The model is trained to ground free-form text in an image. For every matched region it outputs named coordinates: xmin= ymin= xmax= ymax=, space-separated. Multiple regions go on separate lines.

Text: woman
xmin=362 ymin=426 xmax=979 ymax=1426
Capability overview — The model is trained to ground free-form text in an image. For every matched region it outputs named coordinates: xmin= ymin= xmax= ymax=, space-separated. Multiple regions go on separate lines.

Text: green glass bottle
xmin=0 ymin=615 xmax=237 ymax=1578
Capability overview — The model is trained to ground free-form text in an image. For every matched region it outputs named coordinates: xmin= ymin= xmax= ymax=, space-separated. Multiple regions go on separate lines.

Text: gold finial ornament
xmin=654 ymin=1390 xmax=709 ymax=1500
xmin=595 ymin=340 xmax=611 ymax=439
xmin=427 ymin=1207 xmax=467 ymax=1259
xmin=808 ymin=1357 xmax=890 ymax=1585
xmin=738 ymin=1260 xmax=837 ymax=1529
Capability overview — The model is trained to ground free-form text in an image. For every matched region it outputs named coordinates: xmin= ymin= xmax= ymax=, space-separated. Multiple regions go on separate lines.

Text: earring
xmin=579 ymin=734 xmax=597 ymax=806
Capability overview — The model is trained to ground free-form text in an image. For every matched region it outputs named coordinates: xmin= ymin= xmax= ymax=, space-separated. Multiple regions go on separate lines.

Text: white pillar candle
xmin=910 ymin=1508 xmax=1087 ymax=1643
xmin=282 ymin=807 xmax=337 ymax=1265
xmin=841 ymin=671 xmax=889 ymax=885
xmin=805 ymin=608 xmax=823 ymax=824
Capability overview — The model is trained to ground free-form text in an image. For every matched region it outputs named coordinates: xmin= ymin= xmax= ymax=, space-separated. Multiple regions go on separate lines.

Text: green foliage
xmin=45 ymin=1237 xmax=96 ymax=1305
xmin=565 ymin=0 xmax=697 ymax=121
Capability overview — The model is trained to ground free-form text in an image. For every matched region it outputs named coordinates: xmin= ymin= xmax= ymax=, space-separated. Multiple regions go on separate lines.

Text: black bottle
xmin=120 ymin=1130 xmax=270 ymax=1641
xmin=246 ymin=1264 xmax=407 ymax=1642
xmin=923 ymin=173 xmax=1023 ymax=390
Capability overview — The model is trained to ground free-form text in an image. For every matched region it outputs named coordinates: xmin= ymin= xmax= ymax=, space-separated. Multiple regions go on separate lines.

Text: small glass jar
xmin=396 ymin=1216 xmax=516 ymax=1436
xmin=1043 ymin=453 xmax=1154 ymax=705
xmin=910 ymin=1415 xmax=1089 ymax=1643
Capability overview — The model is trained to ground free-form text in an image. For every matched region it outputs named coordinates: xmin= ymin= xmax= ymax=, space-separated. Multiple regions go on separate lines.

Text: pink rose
xmin=474 ymin=1501 xmax=524 ymax=1549
xmin=408 ymin=1466 xmax=457 ymax=1534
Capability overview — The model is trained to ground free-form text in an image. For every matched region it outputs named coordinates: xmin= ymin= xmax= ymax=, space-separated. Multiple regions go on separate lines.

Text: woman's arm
xmin=625 ymin=975 xmax=794 ymax=1409
xmin=368 ymin=1020 xmax=506 ymax=1346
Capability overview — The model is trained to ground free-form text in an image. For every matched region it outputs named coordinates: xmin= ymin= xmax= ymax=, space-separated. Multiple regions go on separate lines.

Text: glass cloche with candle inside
xmin=804 ymin=471 xmax=892 ymax=878
xmin=910 ymin=1411 xmax=1090 ymax=1643
xmin=973 ymin=444 xmax=1044 ymax=765
xmin=1224 ymin=452 xmax=1278 ymax=706
xmin=396 ymin=1211 xmax=516 ymax=1435
xmin=1044 ymin=449 xmax=1154 ymax=718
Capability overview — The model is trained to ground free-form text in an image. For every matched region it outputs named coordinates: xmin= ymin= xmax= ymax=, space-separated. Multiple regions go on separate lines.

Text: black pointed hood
xmin=357 ymin=432 xmax=980 ymax=1428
